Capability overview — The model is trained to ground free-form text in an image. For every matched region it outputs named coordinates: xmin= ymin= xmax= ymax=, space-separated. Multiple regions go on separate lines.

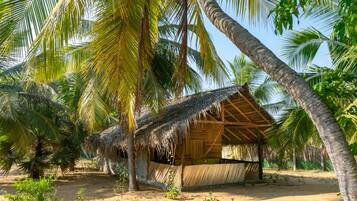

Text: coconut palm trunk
xmin=127 ymin=129 xmax=138 ymax=191
xmin=199 ymin=0 xmax=357 ymax=200
xmin=122 ymin=114 xmax=139 ymax=191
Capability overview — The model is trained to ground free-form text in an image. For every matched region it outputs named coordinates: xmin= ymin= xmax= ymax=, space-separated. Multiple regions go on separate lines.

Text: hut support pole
xmin=257 ymin=130 xmax=263 ymax=181
xmin=180 ymin=138 xmax=186 ymax=189
xmin=258 ymin=143 xmax=263 ymax=180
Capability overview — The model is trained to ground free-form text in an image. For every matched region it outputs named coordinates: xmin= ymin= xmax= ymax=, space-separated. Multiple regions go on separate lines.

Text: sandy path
xmin=0 ymin=168 xmax=340 ymax=201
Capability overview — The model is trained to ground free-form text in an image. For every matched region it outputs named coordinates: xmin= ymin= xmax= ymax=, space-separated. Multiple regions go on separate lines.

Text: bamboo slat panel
xmin=182 ymin=163 xmax=245 ymax=187
xmin=244 ymin=163 xmax=259 ymax=180
xmin=148 ymin=162 xmax=182 ymax=186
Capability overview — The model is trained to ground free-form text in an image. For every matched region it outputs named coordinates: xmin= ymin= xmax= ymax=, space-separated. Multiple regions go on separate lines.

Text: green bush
xmin=165 ymin=185 xmax=180 ymax=200
xmin=164 ymin=170 xmax=180 ymax=200
xmin=113 ymin=163 xmax=129 ymax=194
xmin=4 ymin=178 xmax=58 ymax=201
xmin=114 ymin=163 xmax=129 ymax=183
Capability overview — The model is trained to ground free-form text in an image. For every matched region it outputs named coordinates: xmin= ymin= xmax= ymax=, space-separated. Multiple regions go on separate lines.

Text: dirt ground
xmin=0 ymin=164 xmax=340 ymax=201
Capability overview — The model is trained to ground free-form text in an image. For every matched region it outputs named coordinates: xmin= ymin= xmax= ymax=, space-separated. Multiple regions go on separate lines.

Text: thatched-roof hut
xmin=87 ymin=85 xmax=273 ymax=189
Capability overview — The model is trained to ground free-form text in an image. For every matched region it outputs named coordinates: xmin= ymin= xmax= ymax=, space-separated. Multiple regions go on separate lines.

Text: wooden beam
xmin=221 ymin=103 xmax=225 ymax=121
xmin=225 ymin=127 xmax=243 ymax=141
xmin=204 ymin=126 xmax=223 ymax=157
xmin=237 ymin=91 xmax=271 ymax=123
xmin=227 ymin=100 xmax=251 ymax=122
xmin=245 ymin=128 xmax=258 ymax=139
xmin=236 ymin=129 xmax=253 ymax=142
xmin=195 ymin=120 xmax=271 ymax=127
xmin=222 ymin=133 xmax=231 ymax=141
xmin=206 ymin=112 xmax=219 ymax=121
xmin=224 ymin=109 xmax=240 ymax=122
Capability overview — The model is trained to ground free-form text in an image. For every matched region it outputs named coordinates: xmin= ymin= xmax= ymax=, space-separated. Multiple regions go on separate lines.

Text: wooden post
xmin=257 ymin=129 xmax=263 ymax=181
xmin=180 ymin=137 xmax=186 ymax=189
xmin=258 ymin=143 xmax=263 ymax=181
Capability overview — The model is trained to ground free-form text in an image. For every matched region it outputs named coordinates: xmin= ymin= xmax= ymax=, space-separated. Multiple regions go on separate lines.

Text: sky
xmin=201 ymin=5 xmax=333 ymax=90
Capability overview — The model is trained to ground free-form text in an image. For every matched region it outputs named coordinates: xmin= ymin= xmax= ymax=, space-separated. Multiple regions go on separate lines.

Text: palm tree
xmin=228 ymin=54 xmax=286 ymax=114
xmin=199 ymin=1 xmax=357 ymax=199
xmin=0 ymin=0 xmax=227 ymax=190
xmin=0 ymin=68 xmax=83 ymax=178
xmin=266 ymin=23 xmax=357 ymax=172
xmin=1 ymin=0 xmax=355 ymax=198
xmin=268 ymin=65 xmax=356 ymax=169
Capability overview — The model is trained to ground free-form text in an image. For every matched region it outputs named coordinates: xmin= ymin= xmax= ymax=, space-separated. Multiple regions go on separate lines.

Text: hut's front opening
xmin=143 ymin=92 xmax=272 ymax=189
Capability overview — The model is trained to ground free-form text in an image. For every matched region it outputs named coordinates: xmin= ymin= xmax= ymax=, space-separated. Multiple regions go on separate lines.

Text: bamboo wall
xmin=175 ymin=123 xmax=224 ymax=165
xmin=148 ymin=162 xmax=182 ymax=187
xmin=182 ymin=163 xmax=246 ymax=187
xmin=147 ymin=161 xmax=259 ymax=188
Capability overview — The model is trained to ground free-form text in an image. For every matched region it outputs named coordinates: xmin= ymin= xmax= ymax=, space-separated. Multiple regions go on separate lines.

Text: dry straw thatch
xmin=86 ymin=85 xmax=272 ymax=155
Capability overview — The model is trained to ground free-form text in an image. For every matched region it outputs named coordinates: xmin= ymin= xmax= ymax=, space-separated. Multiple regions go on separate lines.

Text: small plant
xmin=4 ymin=177 xmax=58 ymax=201
xmin=164 ymin=170 xmax=180 ymax=200
xmin=165 ymin=185 xmax=180 ymax=200
xmin=203 ymin=192 xmax=220 ymax=201
xmin=75 ymin=188 xmax=86 ymax=201
xmin=113 ymin=163 xmax=129 ymax=194
xmin=114 ymin=163 xmax=129 ymax=183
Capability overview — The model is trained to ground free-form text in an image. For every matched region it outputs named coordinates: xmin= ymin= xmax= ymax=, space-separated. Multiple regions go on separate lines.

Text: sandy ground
xmin=0 ymin=165 xmax=340 ymax=201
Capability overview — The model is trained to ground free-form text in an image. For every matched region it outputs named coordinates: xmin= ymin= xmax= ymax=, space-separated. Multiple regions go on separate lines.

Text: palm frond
xmin=0 ymin=0 xmax=57 ymax=58
xmin=25 ymin=0 xmax=89 ymax=82
xmin=282 ymin=28 xmax=330 ymax=69
xmin=222 ymin=0 xmax=273 ymax=25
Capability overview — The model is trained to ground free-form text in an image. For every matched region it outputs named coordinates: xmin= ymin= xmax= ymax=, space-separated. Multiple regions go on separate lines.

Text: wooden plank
xmin=204 ymin=126 xmax=223 ymax=157
xmin=196 ymin=120 xmax=271 ymax=127
xmin=237 ymin=91 xmax=271 ymax=123
xmin=224 ymin=109 xmax=240 ymax=122
xmin=227 ymin=100 xmax=251 ymax=122
xmin=206 ymin=112 xmax=219 ymax=121
xmin=222 ymin=133 xmax=231 ymax=141
xmin=245 ymin=128 xmax=258 ymax=139
xmin=225 ymin=127 xmax=243 ymax=141
xmin=236 ymin=129 xmax=253 ymax=142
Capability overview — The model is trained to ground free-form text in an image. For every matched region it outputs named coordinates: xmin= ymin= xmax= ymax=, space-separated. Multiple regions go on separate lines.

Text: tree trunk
xmin=122 ymin=115 xmax=139 ymax=191
xmin=31 ymin=139 xmax=44 ymax=179
xmin=127 ymin=129 xmax=138 ymax=191
xmin=69 ymin=159 xmax=75 ymax=172
xmin=321 ymin=145 xmax=326 ymax=171
xmin=200 ymin=1 xmax=357 ymax=200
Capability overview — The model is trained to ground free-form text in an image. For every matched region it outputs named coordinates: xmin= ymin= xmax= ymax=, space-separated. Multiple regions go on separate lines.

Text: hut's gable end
xmin=175 ymin=122 xmax=223 ymax=164
xmin=220 ymin=92 xmax=273 ymax=145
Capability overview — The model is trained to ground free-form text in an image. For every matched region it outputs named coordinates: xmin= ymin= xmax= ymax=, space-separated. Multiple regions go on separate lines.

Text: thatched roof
xmin=86 ymin=85 xmax=273 ymax=154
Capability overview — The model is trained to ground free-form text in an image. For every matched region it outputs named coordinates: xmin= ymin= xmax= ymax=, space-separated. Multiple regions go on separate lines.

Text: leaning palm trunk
xmin=200 ymin=1 xmax=357 ymax=200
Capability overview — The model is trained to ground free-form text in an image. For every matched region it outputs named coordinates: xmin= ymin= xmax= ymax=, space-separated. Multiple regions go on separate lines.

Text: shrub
xmin=164 ymin=170 xmax=180 ymax=200
xmin=113 ymin=163 xmax=129 ymax=194
xmin=4 ymin=177 xmax=58 ymax=201
xmin=114 ymin=163 xmax=129 ymax=183
xmin=165 ymin=185 xmax=180 ymax=200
